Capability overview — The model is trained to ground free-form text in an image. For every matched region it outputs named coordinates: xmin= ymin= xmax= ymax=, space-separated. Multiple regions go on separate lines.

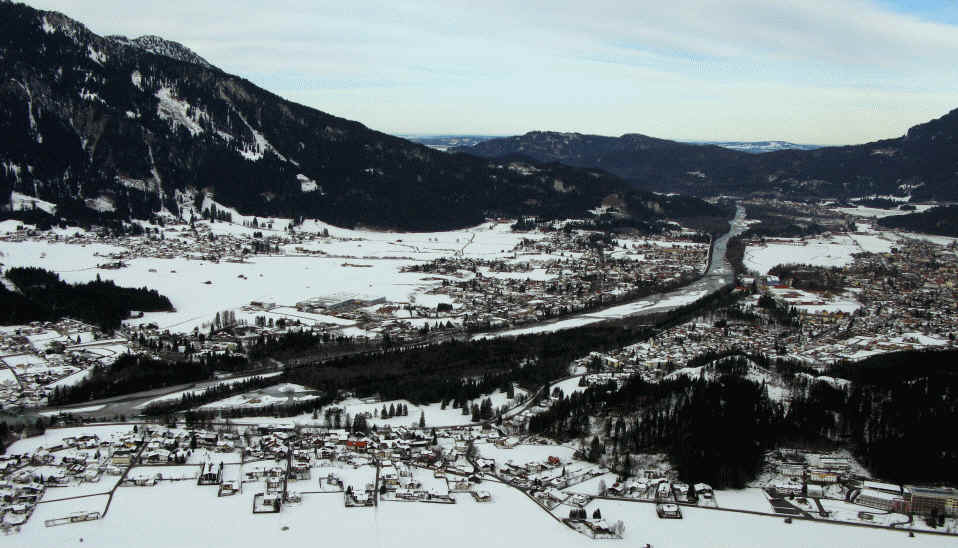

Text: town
xmin=2 ymin=198 xmax=958 ymax=546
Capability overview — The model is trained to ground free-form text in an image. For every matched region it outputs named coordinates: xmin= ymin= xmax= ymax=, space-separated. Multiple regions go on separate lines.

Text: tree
xmin=597 ymin=479 xmax=607 ymax=497
xmin=352 ymin=414 xmax=367 ymax=434
xmin=621 ymin=454 xmax=633 ymax=478
xmin=388 ymin=403 xmax=396 ymax=418
xmin=592 ymin=508 xmax=602 ymax=519
xmin=588 ymin=436 xmax=603 ymax=463
xmin=419 ymin=411 xmax=425 ymax=428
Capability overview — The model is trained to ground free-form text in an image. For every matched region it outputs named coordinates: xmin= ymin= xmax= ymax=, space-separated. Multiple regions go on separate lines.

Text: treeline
xmin=182 ymin=394 xmax=335 ymax=424
xmin=768 ymin=264 xmax=846 ymax=292
xmin=741 ymin=203 xmax=828 ymax=238
xmin=49 ymin=354 xmax=214 ymax=405
xmin=141 ymin=374 xmax=280 ymax=416
xmin=878 ymin=206 xmax=958 ymax=238
xmin=725 ymin=235 xmax=747 ymax=277
xmin=1 ymin=267 xmax=173 ymax=330
xmin=246 ymin=330 xmax=325 ymax=360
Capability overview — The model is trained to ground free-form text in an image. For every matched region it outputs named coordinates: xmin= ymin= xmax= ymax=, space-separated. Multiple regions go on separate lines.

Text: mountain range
xmin=2 ymin=1 xmax=954 ymax=233
xmin=452 ymin=112 xmax=958 ymax=201
xmin=0 ymin=2 xmax=727 ymax=231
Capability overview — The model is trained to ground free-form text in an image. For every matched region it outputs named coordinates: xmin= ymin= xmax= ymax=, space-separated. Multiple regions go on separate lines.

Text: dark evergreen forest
xmin=528 ymin=350 xmax=958 ymax=488
xmin=1 ymin=267 xmax=173 ymax=330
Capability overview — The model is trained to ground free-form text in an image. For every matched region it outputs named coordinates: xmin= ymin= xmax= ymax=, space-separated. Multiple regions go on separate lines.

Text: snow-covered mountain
xmin=1 ymin=3 xmax=702 ymax=230
xmin=105 ymin=34 xmax=214 ymax=69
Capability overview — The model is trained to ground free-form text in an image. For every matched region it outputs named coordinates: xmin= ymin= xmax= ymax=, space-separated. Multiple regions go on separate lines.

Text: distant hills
xmin=692 ymin=141 xmax=821 ymax=154
xmin=0 ymin=2 xmax=727 ymax=231
xmin=452 ymin=111 xmax=958 ymax=201
xmin=409 ymin=135 xmax=821 ymax=155
xmin=401 ymin=135 xmax=500 ymax=152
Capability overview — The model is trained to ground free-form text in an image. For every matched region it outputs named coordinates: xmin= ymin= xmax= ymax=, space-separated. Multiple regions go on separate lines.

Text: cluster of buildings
xmin=763 ymin=449 xmax=958 ymax=519
xmin=0 ymin=319 xmax=128 ymax=410
xmin=0 ymin=427 xmax=143 ymax=530
xmin=405 ymin=231 xmax=708 ymax=331
xmin=569 ymin=233 xmax=957 ymax=391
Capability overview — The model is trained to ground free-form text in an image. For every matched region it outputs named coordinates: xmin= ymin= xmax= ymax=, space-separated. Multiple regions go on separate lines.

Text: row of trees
xmin=49 ymin=354 xmax=213 ymax=405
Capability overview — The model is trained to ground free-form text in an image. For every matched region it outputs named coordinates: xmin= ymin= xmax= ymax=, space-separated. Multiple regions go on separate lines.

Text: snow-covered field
xmin=0 ymin=366 xmax=18 ymax=385
xmin=18 ymin=479 xmax=948 ymax=548
xmin=768 ymin=286 xmax=862 ymax=314
xmin=713 ymin=488 xmax=773 ymax=512
xmin=37 ymin=404 xmax=106 ymax=416
xmin=0 ymin=221 xmax=543 ymax=335
xmin=744 ymin=236 xmax=864 ymax=275
xmin=743 ymin=220 xmax=955 ymax=276
xmin=5 ymin=425 xmax=137 ymax=454
xmin=835 ymin=205 xmax=935 ymax=218
xmin=222 ymin=387 xmax=524 ymax=428
xmin=475 ymin=442 xmax=576 ymax=466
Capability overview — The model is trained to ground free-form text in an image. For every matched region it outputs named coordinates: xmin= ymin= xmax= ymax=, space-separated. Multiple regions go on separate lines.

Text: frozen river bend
xmin=476 ymin=205 xmax=747 ymax=338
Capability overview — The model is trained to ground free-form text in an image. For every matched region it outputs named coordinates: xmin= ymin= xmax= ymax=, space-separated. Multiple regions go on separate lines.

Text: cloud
xmin=23 ymin=0 xmax=958 ymax=142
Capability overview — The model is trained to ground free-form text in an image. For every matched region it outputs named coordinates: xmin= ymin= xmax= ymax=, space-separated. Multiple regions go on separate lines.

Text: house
xmin=345 ymin=440 xmax=368 ymax=453
xmin=253 ymin=492 xmax=281 ymax=513
xmin=773 ymin=482 xmax=802 ymax=496
xmin=855 ymin=489 xmax=905 ymax=513
xmin=218 ymin=481 xmax=239 ymax=497
xmin=471 ymin=490 xmax=492 ymax=502
xmin=656 ymin=503 xmax=683 ymax=519
xmin=818 ymin=456 xmax=850 ymax=473
xmin=656 ymin=482 xmax=673 ymax=501
xmin=779 ymin=463 xmax=804 ymax=478
xmin=904 ymin=486 xmax=958 ymax=517
xmin=807 ymin=469 xmax=839 ymax=484
xmin=581 ymin=518 xmax=618 ymax=538
xmin=198 ymin=461 xmax=223 ymax=485
xmin=111 ymin=450 xmax=134 ymax=466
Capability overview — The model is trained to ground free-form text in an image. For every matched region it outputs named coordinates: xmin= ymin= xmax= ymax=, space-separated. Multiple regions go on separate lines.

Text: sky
xmin=25 ymin=0 xmax=958 ymax=144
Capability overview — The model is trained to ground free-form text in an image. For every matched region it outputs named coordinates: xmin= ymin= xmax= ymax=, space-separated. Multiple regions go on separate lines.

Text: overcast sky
xmin=27 ymin=0 xmax=958 ymax=144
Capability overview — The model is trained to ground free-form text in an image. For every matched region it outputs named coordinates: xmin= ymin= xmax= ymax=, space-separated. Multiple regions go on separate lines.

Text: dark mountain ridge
xmin=0 ymin=2 xmax=723 ymax=231
xmin=454 ymin=109 xmax=958 ymax=202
